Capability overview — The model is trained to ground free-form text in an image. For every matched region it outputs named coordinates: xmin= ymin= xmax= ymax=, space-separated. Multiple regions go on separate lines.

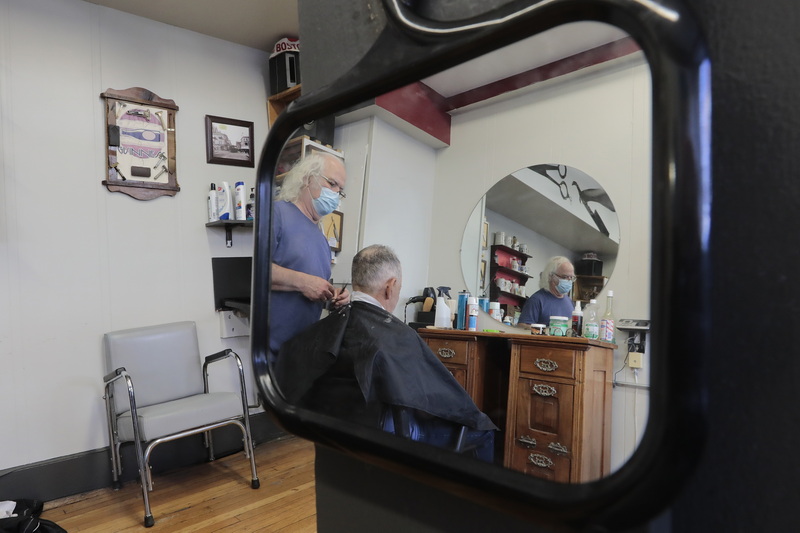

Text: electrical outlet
xmin=629 ymin=352 xmax=644 ymax=369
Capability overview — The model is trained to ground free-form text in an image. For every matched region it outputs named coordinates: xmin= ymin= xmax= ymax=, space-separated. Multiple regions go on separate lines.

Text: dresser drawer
xmin=425 ymin=338 xmax=470 ymax=365
xmin=518 ymin=346 xmax=577 ymax=379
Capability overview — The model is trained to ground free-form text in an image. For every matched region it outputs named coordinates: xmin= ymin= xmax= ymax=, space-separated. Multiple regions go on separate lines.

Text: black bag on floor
xmin=0 ymin=499 xmax=67 ymax=533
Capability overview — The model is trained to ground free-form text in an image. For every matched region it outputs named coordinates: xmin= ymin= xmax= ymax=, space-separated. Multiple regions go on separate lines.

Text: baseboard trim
xmin=0 ymin=412 xmax=285 ymax=502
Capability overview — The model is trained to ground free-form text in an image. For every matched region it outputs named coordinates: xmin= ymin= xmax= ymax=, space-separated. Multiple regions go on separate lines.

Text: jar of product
xmin=548 ymin=316 xmax=569 ymax=336
xmin=530 ymin=323 xmax=546 ymax=335
xmin=488 ymin=301 xmax=502 ymax=321
xmin=503 ymin=315 xmax=513 ymax=326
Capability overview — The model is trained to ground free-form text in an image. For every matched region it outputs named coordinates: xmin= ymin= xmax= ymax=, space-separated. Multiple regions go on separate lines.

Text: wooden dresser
xmin=418 ymin=329 xmax=613 ymax=483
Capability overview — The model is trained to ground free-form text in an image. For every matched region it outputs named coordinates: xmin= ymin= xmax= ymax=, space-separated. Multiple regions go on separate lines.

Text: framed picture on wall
xmin=321 ymin=210 xmax=343 ymax=252
xmin=480 ymin=259 xmax=487 ymax=290
xmin=205 ymin=115 xmax=254 ymax=167
xmin=100 ymin=87 xmax=180 ymax=200
xmin=482 ymin=219 xmax=489 ymax=249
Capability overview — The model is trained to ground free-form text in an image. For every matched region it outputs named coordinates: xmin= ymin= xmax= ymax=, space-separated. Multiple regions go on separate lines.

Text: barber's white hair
xmin=539 ymin=255 xmax=572 ymax=289
xmin=277 ymin=152 xmax=338 ymax=202
xmin=352 ymin=244 xmax=402 ymax=294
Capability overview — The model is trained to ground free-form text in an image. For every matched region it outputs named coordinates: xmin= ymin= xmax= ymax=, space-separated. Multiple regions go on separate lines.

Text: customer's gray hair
xmin=539 ymin=255 xmax=572 ymax=289
xmin=352 ymin=245 xmax=402 ymax=294
xmin=277 ymin=153 xmax=337 ymax=202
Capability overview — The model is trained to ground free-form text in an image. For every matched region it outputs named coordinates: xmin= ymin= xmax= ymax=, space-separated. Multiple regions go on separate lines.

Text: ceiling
xmin=81 ymin=1 xmax=628 ymax=97
xmin=82 ymin=0 xmax=299 ymax=53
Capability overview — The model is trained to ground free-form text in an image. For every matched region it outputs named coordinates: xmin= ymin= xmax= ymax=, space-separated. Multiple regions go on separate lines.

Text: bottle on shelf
xmin=207 ymin=183 xmax=218 ymax=222
xmin=582 ymin=299 xmax=599 ymax=339
xmin=571 ymin=300 xmax=583 ymax=336
xmin=234 ymin=181 xmax=247 ymax=220
xmin=246 ymin=188 xmax=255 ymax=221
xmin=599 ymin=290 xmax=616 ymax=342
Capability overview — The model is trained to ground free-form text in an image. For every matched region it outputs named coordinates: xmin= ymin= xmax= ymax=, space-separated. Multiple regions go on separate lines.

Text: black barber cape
xmin=274 ymin=301 xmax=497 ymax=432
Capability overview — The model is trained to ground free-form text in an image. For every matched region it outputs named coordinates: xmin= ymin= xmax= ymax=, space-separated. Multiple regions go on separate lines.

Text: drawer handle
xmin=528 ymin=453 xmax=553 ymax=469
xmin=548 ymin=442 xmax=569 ymax=456
xmin=534 ymin=358 xmax=558 ymax=372
xmin=532 ymin=384 xmax=557 ymax=397
xmin=437 ymin=348 xmax=456 ymax=358
xmin=516 ymin=435 xmax=537 ymax=448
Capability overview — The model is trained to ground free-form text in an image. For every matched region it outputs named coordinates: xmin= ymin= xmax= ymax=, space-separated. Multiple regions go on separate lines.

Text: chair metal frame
xmin=103 ymin=347 xmax=259 ymax=528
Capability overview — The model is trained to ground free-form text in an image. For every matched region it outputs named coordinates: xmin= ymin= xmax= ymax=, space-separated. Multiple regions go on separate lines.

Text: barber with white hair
xmin=518 ymin=255 xmax=576 ymax=327
xmin=269 ymin=153 xmax=350 ymax=364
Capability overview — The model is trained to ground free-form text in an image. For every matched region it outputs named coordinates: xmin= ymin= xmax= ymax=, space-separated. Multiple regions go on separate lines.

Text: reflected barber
xmin=517 ymin=256 xmax=576 ymax=328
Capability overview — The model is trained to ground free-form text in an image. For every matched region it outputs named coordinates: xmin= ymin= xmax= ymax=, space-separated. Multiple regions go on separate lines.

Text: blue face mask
xmin=312 ymin=182 xmax=340 ymax=217
xmin=556 ymin=278 xmax=573 ymax=295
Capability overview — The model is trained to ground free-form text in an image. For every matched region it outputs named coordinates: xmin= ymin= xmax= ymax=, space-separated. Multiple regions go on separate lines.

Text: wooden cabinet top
xmin=418 ymin=328 xmax=615 ymax=351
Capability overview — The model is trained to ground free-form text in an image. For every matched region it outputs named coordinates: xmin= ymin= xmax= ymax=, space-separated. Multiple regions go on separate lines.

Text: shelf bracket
xmin=225 ymin=225 xmax=233 ymax=247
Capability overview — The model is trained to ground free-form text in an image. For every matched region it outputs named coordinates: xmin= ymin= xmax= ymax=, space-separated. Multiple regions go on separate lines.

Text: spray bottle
xmin=434 ymin=286 xmax=453 ymax=328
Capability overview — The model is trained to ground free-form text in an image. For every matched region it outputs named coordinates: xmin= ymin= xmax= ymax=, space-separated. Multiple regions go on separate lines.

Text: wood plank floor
xmin=41 ymin=436 xmax=317 ymax=532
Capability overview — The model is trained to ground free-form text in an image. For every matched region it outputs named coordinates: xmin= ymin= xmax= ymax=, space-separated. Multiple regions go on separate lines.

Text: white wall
xmin=0 ymin=0 xmax=269 ymax=471
xmin=335 ymin=117 xmax=437 ymax=322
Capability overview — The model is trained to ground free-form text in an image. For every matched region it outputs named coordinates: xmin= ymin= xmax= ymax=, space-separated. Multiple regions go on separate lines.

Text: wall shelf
xmin=206 ymin=220 xmax=253 ymax=247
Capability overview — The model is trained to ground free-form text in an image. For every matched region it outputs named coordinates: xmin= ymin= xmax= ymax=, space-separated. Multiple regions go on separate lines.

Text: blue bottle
xmin=456 ymin=290 xmax=470 ymax=330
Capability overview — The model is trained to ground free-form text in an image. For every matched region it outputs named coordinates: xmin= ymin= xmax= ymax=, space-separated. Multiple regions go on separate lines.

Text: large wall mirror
xmin=254 ymin=0 xmax=709 ymax=528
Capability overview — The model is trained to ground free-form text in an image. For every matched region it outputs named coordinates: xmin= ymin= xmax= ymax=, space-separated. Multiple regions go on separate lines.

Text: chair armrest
xmin=202 ymin=349 xmax=246 ymax=396
xmin=103 ymin=367 xmax=127 ymax=384
xmin=204 ymin=349 xmax=233 ymax=365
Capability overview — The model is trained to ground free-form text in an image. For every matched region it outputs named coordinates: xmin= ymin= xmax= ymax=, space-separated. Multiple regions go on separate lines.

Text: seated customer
xmin=273 ymin=244 xmax=497 ymax=462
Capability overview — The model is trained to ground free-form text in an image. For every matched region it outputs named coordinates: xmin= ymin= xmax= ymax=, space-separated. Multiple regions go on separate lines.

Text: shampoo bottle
xmin=207 ymin=183 xmax=219 ymax=222
xmin=246 ymin=188 xmax=255 ymax=221
xmin=234 ymin=181 xmax=246 ymax=220
xmin=217 ymin=181 xmax=233 ymax=220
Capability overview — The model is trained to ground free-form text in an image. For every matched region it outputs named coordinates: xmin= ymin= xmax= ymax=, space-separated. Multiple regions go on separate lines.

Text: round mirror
xmin=461 ymin=164 xmax=619 ymax=324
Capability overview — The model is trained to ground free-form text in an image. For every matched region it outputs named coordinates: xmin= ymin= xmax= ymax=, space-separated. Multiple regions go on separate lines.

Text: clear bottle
xmin=571 ymin=300 xmax=583 ymax=336
xmin=599 ymin=290 xmax=616 ymax=343
xmin=582 ymin=299 xmax=599 ymax=339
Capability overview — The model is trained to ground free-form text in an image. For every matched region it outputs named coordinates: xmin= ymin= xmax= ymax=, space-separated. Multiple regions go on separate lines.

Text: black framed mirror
xmin=252 ymin=0 xmax=710 ymax=529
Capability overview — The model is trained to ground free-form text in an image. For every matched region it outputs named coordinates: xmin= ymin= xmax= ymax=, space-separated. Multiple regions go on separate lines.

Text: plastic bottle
xmin=234 ymin=181 xmax=247 ymax=220
xmin=456 ymin=290 xmax=470 ymax=330
xmin=246 ymin=188 xmax=255 ymax=221
xmin=571 ymin=300 xmax=583 ymax=336
xmin=599 ymin=290 xmax=616 ymax=343
xmin=467 ymin=297 xmax=479 ymax=331
xmin=582 ymin=299 xmax=599 ymax=339
xmin=207 ymin=183 xmax=219 ymax=222
xmin=217 ymin=181 xmax=233 ymax=220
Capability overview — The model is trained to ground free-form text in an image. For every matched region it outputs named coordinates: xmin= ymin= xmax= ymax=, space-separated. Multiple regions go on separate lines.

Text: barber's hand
xmin=331 ymin=287 xmax=350 ymax=308
xmin=300 ymin=275 xmax=335 ymax=302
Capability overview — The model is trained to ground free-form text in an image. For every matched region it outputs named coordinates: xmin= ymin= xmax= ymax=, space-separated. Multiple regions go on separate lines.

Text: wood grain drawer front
xmin=426 ymin=338 xmax=470 ymax=365
xmin=508 ymin=447 xmax=571 ymax=483
xmin=514 ymin=379 xmax=575 ymax=448
xmin=518 ymin=346 xmax=577 ymax=379
xmin=446 ymin=365 xmax=467 ymax=390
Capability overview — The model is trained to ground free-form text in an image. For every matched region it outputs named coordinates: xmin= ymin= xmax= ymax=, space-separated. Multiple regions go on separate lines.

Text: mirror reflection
xmin=270 ymin=21 xmax=651 ymax=483
xmin=461 ymin=164 xmax=619 ymax=327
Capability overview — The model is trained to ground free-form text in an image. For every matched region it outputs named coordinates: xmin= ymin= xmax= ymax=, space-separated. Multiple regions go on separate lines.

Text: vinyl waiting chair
xmin=102 ymin=321 xmax=259 ymax=527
